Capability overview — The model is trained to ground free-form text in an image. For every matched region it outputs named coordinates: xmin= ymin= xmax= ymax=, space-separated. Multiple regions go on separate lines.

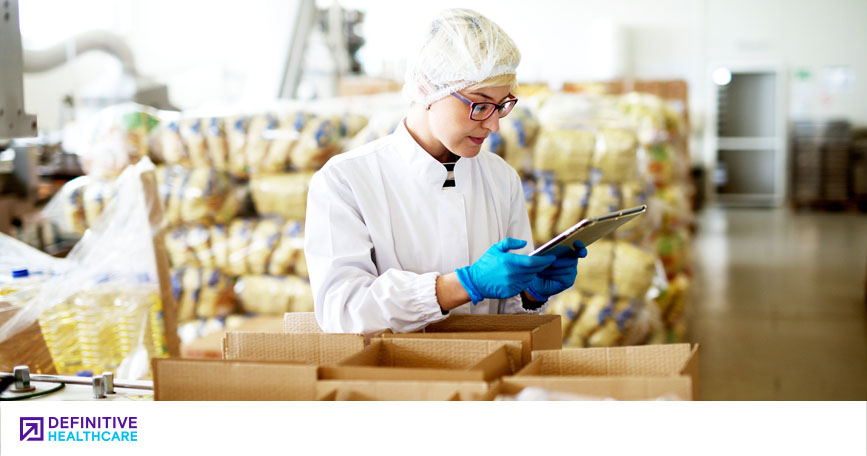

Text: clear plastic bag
xmin=0 ymin=158 xmax=170 ymax=378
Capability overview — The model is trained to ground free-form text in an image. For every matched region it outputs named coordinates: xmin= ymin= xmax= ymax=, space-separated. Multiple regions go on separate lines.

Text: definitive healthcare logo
xmin=19 ymin=416 xmax=138 ymax=442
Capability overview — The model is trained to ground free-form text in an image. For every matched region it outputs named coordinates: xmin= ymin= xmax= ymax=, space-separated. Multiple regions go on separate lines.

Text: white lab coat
xmin=304 ymin=119 xmax=538 ymax=335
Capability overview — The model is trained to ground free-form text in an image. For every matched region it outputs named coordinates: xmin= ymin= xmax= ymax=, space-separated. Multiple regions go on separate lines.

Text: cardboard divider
xmin=221 ymin=332 xmax=365 ymax=364
xmin=152 ymin=358 xmax=318 ymax=400
xmin=319 ymin=338 xmax=520 ymax=382
xmin=382 ymin=314 xmax=562 ymax=366
xmin=502 ymin=343 xmax=700 ymax=400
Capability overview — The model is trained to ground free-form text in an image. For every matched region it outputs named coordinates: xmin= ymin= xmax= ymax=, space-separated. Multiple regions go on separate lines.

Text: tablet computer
xmin=529 ymin=205 xmax=647 ymax=256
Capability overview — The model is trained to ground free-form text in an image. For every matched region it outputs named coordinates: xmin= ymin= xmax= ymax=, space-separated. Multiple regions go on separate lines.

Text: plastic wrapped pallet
xmin=156 ymin=166 xmax=246 ymax=227
xmin=250 ymin=172 xmax=313 ymax=220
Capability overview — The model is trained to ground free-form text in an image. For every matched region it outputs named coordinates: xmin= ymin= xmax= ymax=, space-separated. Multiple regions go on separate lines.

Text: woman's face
xmin=428 ymin=85 xmax=513 ymax=159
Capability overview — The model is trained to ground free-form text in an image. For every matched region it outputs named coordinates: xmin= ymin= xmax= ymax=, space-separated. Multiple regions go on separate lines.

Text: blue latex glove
xmin=456 ymin=238 xmax=556 ymax=304
xmin=526 ymin=240 xmax=588 ymax=302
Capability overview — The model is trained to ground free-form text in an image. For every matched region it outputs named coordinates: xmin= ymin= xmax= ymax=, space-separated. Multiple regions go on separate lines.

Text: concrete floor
xmin=690 ymin=207 xmax=867 ymax=400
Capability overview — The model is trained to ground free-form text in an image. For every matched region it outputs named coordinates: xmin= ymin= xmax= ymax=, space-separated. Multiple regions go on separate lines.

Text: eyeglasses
xmin=451 ymin=92 xmax=518 ymax=121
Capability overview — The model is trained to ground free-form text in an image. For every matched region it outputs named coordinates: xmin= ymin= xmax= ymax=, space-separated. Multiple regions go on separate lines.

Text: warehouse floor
xmin=690 ymin=207 xmax=867 ymax=400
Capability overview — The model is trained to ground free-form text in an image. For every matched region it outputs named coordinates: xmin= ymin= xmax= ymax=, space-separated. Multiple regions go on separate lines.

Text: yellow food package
xmin=568 ymin=293 xmax=611 ymax=342
xmin=160 ymin=120 xmax=189 ymax=166
xmin=544 ymin=286 xmax=583 ymax=338
xmin=522 ymin=179 xmax=536 ymax=229
xmin=185 ymin=224 xmax=214 ymax=269
xmin=180 ymin=168 xmax=232 ymax=224
xmin=82 ymin=179 xmax=115 ymax=228
xmin=59 ymin=176 xmax=88 ymax=234
xmin=612 ymin=241 xmax=656 ymax=299
xmin=163 ymin=167 xmax=188 ymax=226
xmin=205 ymin=117 xmax=229 ymax=171
xmin=593 ymin=128 xmax=637 ymax=184
xmin=175 ymin=267 xmax=201 ymax=323
xmin=226 ymin=218 xmax=255 ymax=276
xmin=587 ymin=319 xmax=622 ymax=347
xmin=340 ymin=113 xmax=369 ymax=139
xmin=575 ymin=239 xmax=614 ymax=296
xmin=291 ymin=116 xmax=342 ymax=170
xmin=261 ymin=112 xmax=307 ymax=173
xmin=617 ymin=180 xmax=648 ymax=240
xmin=180 ymin=118 xmax=211 ymax=168
xmin=533 ymin=173 xmax=560 ymax=246
xmin=585 ymin=184 xmax=621 ymax=219
xmin=250 ymin=172 xmax=312 ymax=220
xmin=533 ymin=128 xmax=595 ymax=182
xmin=294 ymin=252 xmax=309 ymax=280
xmin=246 ymin=217 xmax=282 ymax=275
xmin=245 ymin=114 xmax=275 ymax=175
xmin=268 ymin=220 xmax=305 ymax=276
xmin=554 ymin=182 xmax=590 ymax=235
xmin=210 ymin=223 xmax=229 ymax=271
xmin=196 ymin=268 xmax=235 ymax=319
xmin=164 ymin=226 xmax=197 ymax=268
xmin=226 ymin=116 xmax=249 ymax=177
xmin=236 ymin=275 xmax=313 ymax=315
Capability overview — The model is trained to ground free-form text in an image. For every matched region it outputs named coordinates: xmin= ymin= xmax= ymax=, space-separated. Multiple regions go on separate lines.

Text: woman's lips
xmin=469 ymin=136 xmax=485 ymax=145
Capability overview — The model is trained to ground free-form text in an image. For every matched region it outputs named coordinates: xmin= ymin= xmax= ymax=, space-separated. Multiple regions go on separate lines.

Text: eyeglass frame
xmin=450 ymin=92 xmax=519 ymax=121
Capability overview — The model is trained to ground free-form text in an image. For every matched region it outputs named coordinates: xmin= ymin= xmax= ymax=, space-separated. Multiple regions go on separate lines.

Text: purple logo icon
xmin=20 ymin=417 xmax=44 ymax=441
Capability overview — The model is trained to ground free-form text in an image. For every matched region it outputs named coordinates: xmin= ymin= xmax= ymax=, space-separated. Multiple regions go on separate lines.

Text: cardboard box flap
xmin=283 ymin=312 xmax=324 ymax=333
xmin=316 ymin=379 xmax=488 ymax=401
xmin=423 ymin=314 xmax=560 ymax=333
xmin=222 ymin=332 xmax=365 ymax=364
xmin=153 ymin=358 xmax=318 ymax=401
xmin=500 ymin=376 xmax=693 ymax=401
xmin=530 ymin=344 xmax=695 ymax=376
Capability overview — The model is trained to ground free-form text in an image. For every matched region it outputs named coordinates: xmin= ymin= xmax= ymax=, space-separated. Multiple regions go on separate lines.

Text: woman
xmin=304 ymin=8 xmax=586 ymax=334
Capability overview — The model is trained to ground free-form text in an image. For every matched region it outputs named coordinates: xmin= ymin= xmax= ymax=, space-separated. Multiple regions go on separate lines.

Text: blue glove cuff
xmin=526 ymin=284 xmax=549 ymax=303
xmin=455 ymin=266 xmax=483 ymax=305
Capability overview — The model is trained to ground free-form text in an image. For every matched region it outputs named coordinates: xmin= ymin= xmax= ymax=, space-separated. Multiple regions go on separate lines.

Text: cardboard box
xmin=316 ymin=379 xmax=489 ymax=401
xmin=382 ymin=314 xmax=562 ymax=367
xmin=282 ymin=311 xmax=392 ymax=345
xmin=320 ymin=338 xmax=519 ymax=382
xmin=182 ymin=316 xmax=284 ymax=359
xmin=498 ymin=343 xmax=700 ymax=400
xmin=152 ymin=358 xmax=319 ymax=400
xmin=0 ymin=303 xmax=57 ymax=374
xmin=283 ymin=312 xmax=324 ymax=333
xmin=222 ymin=332 xmax=364 ymax=364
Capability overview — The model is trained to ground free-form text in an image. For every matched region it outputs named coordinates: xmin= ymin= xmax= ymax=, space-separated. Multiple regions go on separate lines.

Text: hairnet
xmin=402 ymin=9 xmax=521 ymax=106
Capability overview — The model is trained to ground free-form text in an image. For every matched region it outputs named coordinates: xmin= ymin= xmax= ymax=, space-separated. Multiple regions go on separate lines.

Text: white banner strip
xmin=2 ymin=401 xmax=865 ymax=455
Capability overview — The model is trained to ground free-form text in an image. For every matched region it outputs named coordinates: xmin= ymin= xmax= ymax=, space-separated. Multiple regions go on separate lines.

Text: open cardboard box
xmin=316 ymin=379 xmax=489 ymax=401
xmin=489 ymin=343 xmax=700 ymax=400
xmin=319 ymin=338 xmax=520 ymax=383
xmin=152 ymin=358 xmax=319 ymax=400
xmin=381 ymin=314 xmax=562 ymax=367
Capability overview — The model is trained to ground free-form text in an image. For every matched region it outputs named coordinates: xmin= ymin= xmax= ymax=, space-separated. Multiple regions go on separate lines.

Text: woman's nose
xmin=482 ymin=113 xmax=500 ymax=133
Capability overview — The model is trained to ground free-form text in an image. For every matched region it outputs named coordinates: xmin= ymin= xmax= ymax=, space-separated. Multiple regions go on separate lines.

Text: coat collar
xmin=392 ymin=119 xmax=473 ymax=189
